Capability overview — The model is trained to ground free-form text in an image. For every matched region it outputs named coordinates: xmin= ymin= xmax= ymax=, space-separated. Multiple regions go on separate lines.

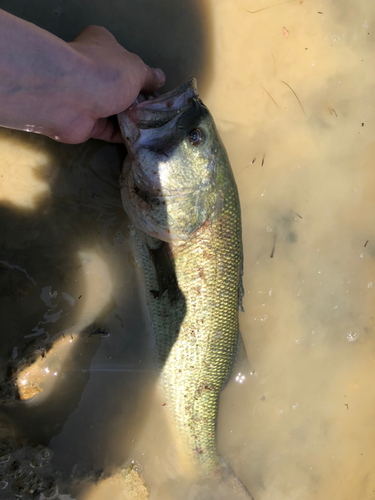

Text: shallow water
xmin=1 ymin=0 xmax=375 ymax=498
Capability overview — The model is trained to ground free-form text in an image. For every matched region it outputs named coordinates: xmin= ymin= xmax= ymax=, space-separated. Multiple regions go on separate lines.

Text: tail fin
xmin=185 ymin=460 xmax=254 ymax=500
xmin=216 ymin=460 xmax=254 ymax=500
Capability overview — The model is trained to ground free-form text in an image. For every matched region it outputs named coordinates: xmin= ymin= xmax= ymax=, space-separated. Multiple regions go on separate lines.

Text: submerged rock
xmin=0 ymin=340 xmax=50 ymax=405
xmin=121 ymin=461 xmax=149 ymax=500
xmin=0 ymin=442 xmax=59 ymax=500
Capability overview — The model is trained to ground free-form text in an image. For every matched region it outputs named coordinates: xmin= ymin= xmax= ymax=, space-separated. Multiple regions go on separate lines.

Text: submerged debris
xmin=121 ymin=461 xmax=149 ymax=500
xmin=0 ymin=340 xmax=52 ymax=405
xmin=270 ymin=234 xmax=277 ymax=258
xmin=88 ymin=328 xmax=110 ymax=338
xmin=247 ymin=0 xmax=302 ymax=14
xmin=260 ymin=85 xmax=278 ymax=107
xmin=292 ymin=211 xmax=303 ymax=219
xmin=18 ymin=382 xmax=43 ymax=401
xmin=328 ymin=107 xmax=338 ymax=117
xmin=0 ymin=442 xmax=59 ymax=500
xmin=281 ymin=80 xmax=305 ymax=115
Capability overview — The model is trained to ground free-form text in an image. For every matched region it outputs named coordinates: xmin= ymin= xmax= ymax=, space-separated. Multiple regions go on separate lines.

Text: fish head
xmin=118 ymin=79 xmax=227 ymax=243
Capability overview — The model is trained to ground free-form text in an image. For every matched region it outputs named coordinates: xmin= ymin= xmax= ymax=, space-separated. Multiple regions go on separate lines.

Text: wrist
xmin=0 ymin=10 xmax=94 ymax=136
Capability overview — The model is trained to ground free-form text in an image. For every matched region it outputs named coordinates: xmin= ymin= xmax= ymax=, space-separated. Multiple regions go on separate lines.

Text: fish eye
xmin=188 ymin=128 xmax=204 ymax=146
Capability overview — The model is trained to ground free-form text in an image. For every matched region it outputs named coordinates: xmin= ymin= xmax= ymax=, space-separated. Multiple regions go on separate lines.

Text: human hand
xmin=0 ymin=10 xmax=165 ymax=144
xmin=66 ymin=25 xmax=165 ymax=143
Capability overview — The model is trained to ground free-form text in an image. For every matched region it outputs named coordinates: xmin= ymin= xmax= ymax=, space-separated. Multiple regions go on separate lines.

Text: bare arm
xmin=0 ymin=10 xmax=165 ymax=143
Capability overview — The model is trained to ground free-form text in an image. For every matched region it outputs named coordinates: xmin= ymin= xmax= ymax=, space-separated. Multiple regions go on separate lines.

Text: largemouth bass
xmin=118 ymin=79 xmax=252 ymax=499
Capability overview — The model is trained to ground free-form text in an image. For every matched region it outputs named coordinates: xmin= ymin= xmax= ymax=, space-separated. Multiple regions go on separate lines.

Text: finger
xmin=90 ymin=117 xmax=123 ymax=143
xmin=141 ymin=67 xmax=166 ymax=93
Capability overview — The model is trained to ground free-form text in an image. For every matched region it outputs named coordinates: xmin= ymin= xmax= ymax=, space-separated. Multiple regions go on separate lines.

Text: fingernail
xmin=153 ymin=68 xmax=166 ymax=87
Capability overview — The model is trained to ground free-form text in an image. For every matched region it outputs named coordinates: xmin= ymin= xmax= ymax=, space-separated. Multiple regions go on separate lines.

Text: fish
xmin=118 ymin=79 xmax=252 ymax=499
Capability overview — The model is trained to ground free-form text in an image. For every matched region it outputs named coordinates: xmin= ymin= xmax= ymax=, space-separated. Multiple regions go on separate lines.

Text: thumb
xmin=141 ymin=67 xmax=166 ymax=93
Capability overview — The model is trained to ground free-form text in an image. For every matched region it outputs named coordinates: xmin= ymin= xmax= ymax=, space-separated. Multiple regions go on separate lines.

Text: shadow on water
xmin=0 ymin=126 xmax=166 ymax=484
xmin=0 ymin=129 xmax=128 ymax=438
xmin=0 ymin=0 xmax=212 ymax=490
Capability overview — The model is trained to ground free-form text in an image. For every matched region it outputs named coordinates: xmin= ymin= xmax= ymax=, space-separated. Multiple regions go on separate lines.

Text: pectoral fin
xmin=148 ymin=241 xmax=181 ymax=303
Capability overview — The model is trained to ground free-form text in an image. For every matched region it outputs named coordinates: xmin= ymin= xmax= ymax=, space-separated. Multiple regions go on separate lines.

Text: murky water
xmin=1 ymin=0 xmax=375 ymax=498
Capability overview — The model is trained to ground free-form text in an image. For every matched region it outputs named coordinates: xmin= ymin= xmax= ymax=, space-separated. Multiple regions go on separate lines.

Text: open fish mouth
xmin=118 ymin=79 xmax=198 ymax=146
xmin=131 ymin=78 xmax=198 ymax=123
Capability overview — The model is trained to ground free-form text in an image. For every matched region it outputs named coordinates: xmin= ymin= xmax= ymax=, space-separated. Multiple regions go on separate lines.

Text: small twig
xmin=281 ymin=80 xmax=305 ymax=115
xmin=270 ymin=233 xmax=276 ymax=258
xmin=292 ymin=211 xmax=303 ymax=219
xmin=328 ymin=107 xmax=337 ymax=117
xmin=247 ymin=0 xmax=298 ymax=14
xmin=271 ymin=53 xmax=276 ymax=73
xmin=260 ymin=85 xmax=278 ymax=107
xmin=364 ymin=240 xmax=369 ymax=247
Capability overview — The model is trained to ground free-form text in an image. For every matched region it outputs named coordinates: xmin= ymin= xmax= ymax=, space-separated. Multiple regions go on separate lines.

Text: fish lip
xmin=118 ymin=78 xmax=198 ymax=148
xmin=134 ymin=78 xmax=198 ymax=110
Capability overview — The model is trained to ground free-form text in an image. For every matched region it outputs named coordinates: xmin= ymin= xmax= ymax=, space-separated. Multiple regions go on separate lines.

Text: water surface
xmin=1 ymin=0 xmax=375 ymax=498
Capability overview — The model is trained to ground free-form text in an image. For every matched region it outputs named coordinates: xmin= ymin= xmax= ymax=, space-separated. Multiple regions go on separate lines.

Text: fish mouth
xmin=131 ymin=78 xmax=197 ymax=123
xmin=118 ymin=78 xmax=198 ymax=146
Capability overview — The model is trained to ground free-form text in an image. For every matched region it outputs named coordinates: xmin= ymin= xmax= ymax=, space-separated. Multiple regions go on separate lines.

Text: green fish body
xmin=118 ymin=79 xmax=252 ymax=499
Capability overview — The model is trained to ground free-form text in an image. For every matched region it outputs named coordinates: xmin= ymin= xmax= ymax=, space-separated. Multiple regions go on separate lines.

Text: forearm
xmin=0 ymin=9 xmax=93 ymax=138
xmin=0 ymin=11 xmax=165 ymax=143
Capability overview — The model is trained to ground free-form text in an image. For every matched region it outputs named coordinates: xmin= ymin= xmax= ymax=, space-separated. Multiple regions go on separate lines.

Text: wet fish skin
xmin=118 ymin=79 xmax=251 ymax=499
